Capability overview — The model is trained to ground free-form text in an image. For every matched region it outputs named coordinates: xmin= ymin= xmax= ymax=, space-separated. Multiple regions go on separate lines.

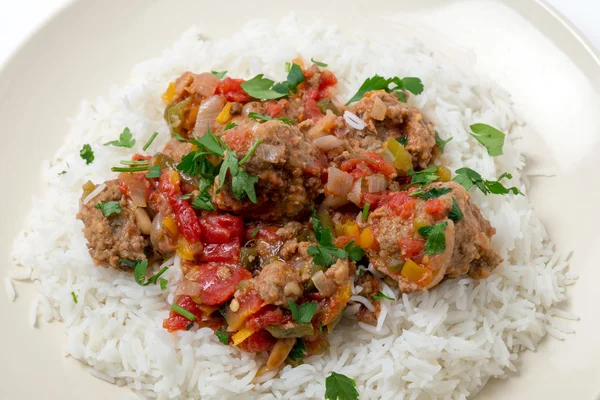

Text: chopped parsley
xmin=409 ymin=187 xmax=451 ymax=200
xmin=59 ymin=170 xmax=67 ymax=175
xmin=223 ymin=121 xmax=238 ymax=131
xmin=143 ymin=131 xmax=159 ymax=151
xmin=215 ymin=327 xmax=229 ymax=345
xmin=217 ymin=148 xmax=259 ymax=203
xmin=251 ymin=227 xmax=260 ymax=238
xmin=307 ymin=211 xmax=363 ymax=266
xmin=239 ymin=139 xmax=262 ymax=165
xmin=241 ymin=64 xmax=305 ymax=99
xmin=94 ymin=201 xmax=121 ymax=217
xmin=185 ymin=321 xmax=195 ymax=330
xmin=80 ymin=144 xmax=94 ymax=165
xmin=362 ymin=203 xmax=370 ymax=221
xmin=104 ymin=127 xmax=136 ymax=148
xmin=285 ymin=62 xmax=291 ymax=73
xmin=435 ymin=131 xmax=453 ymax=153
xmin=145 ymin=165 xmax=161 ymax=178
xmin=288 ymin=300 xmax=318 ymax=323
xmin=288 ymin=340 xmax=306 ymax=362
xmin=192 ymin=178 xmax=215 ymax=211
xmin=372 ymin=291 xmax=394 ymax=301
xmin=311 ymin=57 xmax=328 ymax=67
xmin=394 ymin=91 xmax=407 ymax=103
xmin=346 ymin=75 xmax=424 ymax=105
xmin=71 ymin=291 xmax=78 ymax=304
xmin=133 ymin=260 xmax=169 ymax=286
xmin=325 ymin=372 xmax=359 ymax=400
xmin=449 ymin=197 xmax=464 ymax=221
xmin=171 ymin=304 xmax=196 ymax=322
xmin=211 ymin=71 xmax=227 ymax=79
xmin=159 ymin=278 xmax=168 ymax=290
xmin=470 ymin=123 xmax=505 ymax=156
xmin=418 ymin=222 xmax=448 ymax=256
xmin=248 ymin=112 xmax=296 ymax=125
xmin=111 ymin=166 xmax=149 ymax=173
xmin=178 ymin=193 xmax=193 ymax=200
xmin=453 ymin=168 xmax=522 ymax=196
xmin=408 ymin=166 xmax=439 ymax=185
xmin=117 ymin=259 xmax=138 ymax=269
xmin=397 ymin=136 xmax=409 ymax=147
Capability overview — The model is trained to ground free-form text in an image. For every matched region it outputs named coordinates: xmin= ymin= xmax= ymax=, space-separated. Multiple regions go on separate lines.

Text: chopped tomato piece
xmin=303 ymin=98 xmax=323 ymax=121
xmin=317 ymin=70 xmax=338 ymax=100
xmin=158 ymin=170 xmax=202 ymax=243
xmin=424 ymin=198 xmax=447 ymax=218
xmin=398 ymin=238 xmax=426 ymax=258
xmin=225 ymin=290 xmax=265 ymax=331
xmin=163 ymin=295 xmax=203 ymax=332
xmin=304 ymin=87 xmax=319 ymax=101
xmin=361 ymin=192 xmax=390 ymax=209
xmin=334 ymin=235 xmax=356 ymax=249
xmin=216 ymin=77 xmax=251 ymax=103
xmin=388 ymin=192 xmax=416 ymax=219
xmin=199 ymin=214 xmax=244 ymax=244
xmin=132 ymin=154 xmax=152 ymax=161
xmin=245 ymin=305 xmax=291 ymax=331
xmin=200 ymin=239 xmax=241 ymax=263
xmin=340 ymin=153 xmax=396 ymax=179
xmin=190 ymin=263 xmax=251 ymax=305
xmin=237 ymin=330 xmax=277 ymax=352
xmin=266 ymin=100 xmax=285 ymax=118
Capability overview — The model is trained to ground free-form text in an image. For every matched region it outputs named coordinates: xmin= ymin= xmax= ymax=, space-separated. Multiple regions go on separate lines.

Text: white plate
xmin=1 ymin=0 xmax=599 ymax=399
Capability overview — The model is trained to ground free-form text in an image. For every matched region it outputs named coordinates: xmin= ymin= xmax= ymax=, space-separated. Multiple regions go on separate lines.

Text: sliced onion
xmin=83 ymin=183 xmax=106 ymax=205
xmin=370 ymin=96 xmax=387 ymax=121
xmin=118 ymin=173 xmax=147 ymax=207
xmin=348 ymin=178 xmax=363 ymax=206
xmin=323 ymin=194 xmax=349 ymax=208
xmin=326 ymin=167 xmax=353 ymax=196
xmin=190 ymin=72 xmax=220 ymax=97
xmin=367 ymin=174 xmax=387 ymax=193
xmin=194 ymin=95 xmax=226 ymax=134
xmin=134 ymin=208 xmax=152 ymax=235
xmin=176 ymin=279 xmax=203 ymax=297
xmin=256 ymin=143 xmax=286 ymax=163
xmin=312 ymin=270 xmax=336 ymax=297
xmin=264 ymin=338 xmax=296 ymax=372
xmin=308 ymin=110 xmax=337 ymax=139
xmin=343 ymin=110 xmax=366 ymax=130
xmin=314 ymin=135 xmax=345 ymax=151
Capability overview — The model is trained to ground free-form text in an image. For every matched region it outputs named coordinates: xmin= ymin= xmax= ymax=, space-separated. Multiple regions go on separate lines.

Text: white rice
xmin=8 ymin=15 xmax=576 ymax=399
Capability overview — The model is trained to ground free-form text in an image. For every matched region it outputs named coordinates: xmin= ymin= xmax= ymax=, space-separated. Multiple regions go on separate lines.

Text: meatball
xmin=348 ymin=91 xmax=436 ymax=169
xmin=161 ymin=138 xmax=194 ymax=162
xmin=212 ymin=119 xmax=327 ymax=220
xmin=363 ymin=182 xmax=501 ymax=293
xmin=76 ymin=180 xmax=148 ymax=268
xmin=253 ymin=261 xmax=303 ymax=305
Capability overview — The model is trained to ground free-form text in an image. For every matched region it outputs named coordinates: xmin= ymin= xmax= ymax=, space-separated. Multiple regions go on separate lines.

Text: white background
xmin=0 ymin=0 xmax=599 ymax=65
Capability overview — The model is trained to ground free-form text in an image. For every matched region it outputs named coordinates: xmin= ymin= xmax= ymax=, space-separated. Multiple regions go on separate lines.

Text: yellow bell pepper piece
xmin=437 ymin=165 xmax=451 ymax=182
xmin=412 ymin=218 xmax=427 ymax=232
xmin=176 ymin=238 xmax=195 ymax=261
xmin=163 ymin=215 xmax=178 ymax=235
xmin=384 ymin=138 xmax=413 ymax=172
xmin=401 ymin=259 xmax=429 ymax=283
xmin=342 ymin=221 xmax=360 ymax=237
xmin=359 ymin=227 xmax=374 ymax=249
xmin=216 ymin=102 xmax=233 ymax=125
xmin=232 ymin=327 xmax=255 ymax=346
xmin=162 ymin=82 xmax=176 ymax=104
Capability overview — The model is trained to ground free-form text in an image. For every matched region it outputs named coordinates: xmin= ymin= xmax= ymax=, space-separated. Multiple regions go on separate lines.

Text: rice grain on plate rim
xmin=7 ymin=14 xmax=576 ymax=400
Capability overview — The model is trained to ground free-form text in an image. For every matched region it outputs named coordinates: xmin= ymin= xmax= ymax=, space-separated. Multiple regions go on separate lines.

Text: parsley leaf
xmin=80 ymin=144 xmax=94 ymax=165
xmin=59 ymin=170 xmax=67 ymax=175
xmin=394 ymin=91 xmax=407 ymax=103
xmin=308 ymin=211 xmax=347 ymax=266
xmin=288 ymin=300 xmax=318 ymax=323
xmin=344 ymin=241 xmax=365 ymax=262
xmin=284 ymin=63 xmax=305 ymax=94
xmin=397 ymin=136 xmax=408 ymax=147
xmin=191 ymin=178 xmax=215 ymax=211
xmin=215 ymin=327 xmax=229 ymax=345
xmin=159 ymin=278 xmax=168 ymax=290
xmin=449 ymin=197 xmax=464 ymax=221
xmin=71 ymin=291 xmax=78 ymax=304
xmin=453 ymin=168 xmax=522 ymax=196
xmin=104 ymin=127 xmax=136 ymax=148
xmin=325 ymin=372 xmax=359 ymax=400
xmin=408 ymin=166 xmax=439 ymax=185
xmin=146 ymin=165 xmax=161 ymax=178
xmin=435 ymin=131 xmax=453 ymax=153
xmin=409 ymin=187 xmax=451 ymax=200
xmin=372 ymin=291 xmax=394 ymax=301
xmin=346 ymin=75 xmax=424 ymax=105
xmin=94 ymin=201 xmax=121 ymax=217
xmin=133 ymin=260 xmax=169 ymax=286
xmin=311 ymin=58 xmax=328 ymax=67
xmin=179 ymin=193 xmax=192 ymax=200
xmin=470 ymin=123 xmax=505 ymax=156
xmin=217 ymin=149 xmax=259 ymax=203
xmin=211 ymin=71 xmax=227 ymax=79
xmin=223 ymin=122 xmax=238 ymax=131
xmin=176 ymin=129 xmax=223 ymax=178
xmin=248 ymin=112 xmax=296 ymax=125
xmin=418 ymin=222 xmax=448 ymax=255
xmin=289 ymin=340 xmax=306 ymax=362
xmin=241 ymin=74 xmax=287 ymax=100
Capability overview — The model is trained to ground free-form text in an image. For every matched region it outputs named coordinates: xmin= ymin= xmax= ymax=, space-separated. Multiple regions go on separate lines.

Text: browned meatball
xmin=363 ymin=182 xmax=501 ymax=293
xmin=348 ymin=91 xmax=436 ymax=169
xmin=76 ymin=180 xmax=149 ymax=268
xmin=212 ymin=119 xmax=327 ymax=220
xmin=253 ymin=261 xmax=303 ymax=305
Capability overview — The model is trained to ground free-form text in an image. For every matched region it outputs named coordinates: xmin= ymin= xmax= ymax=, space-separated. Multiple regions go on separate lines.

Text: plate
xmin=1 ymin=0 xmax=599 ymax=399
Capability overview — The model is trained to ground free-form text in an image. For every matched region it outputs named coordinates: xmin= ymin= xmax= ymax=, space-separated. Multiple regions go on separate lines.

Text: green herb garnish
xmin=94 ymin=201 xmax=121 ymax=217
xmin=288 ymin=300 xmax=318 ymax=323
xmin=372 ymin=291 xmax=394 ymax=301
xmin=111 ymin=166 xmax=149 ymax=173
xmin=307 ymin=211 xmax=361 ymax=266
xmin=192 ymin=178 xmax=215 ymax=211
xmin=398 ymin=136 xmax=409 ymax=147
xmin=143 ymin=132 xmax=159 ymax=151
xmin=453 ymin=168 xmax=522 ymax=196
xmin=241 ymin=64 xmax=305 ymax=99
xmin=211 ymin=71 xmax=227 ymax=79
xmin=470 ymin=123 xmax=505 ymax=156
xmin=362 ymin=203 xmax=370 ymax=221
xmin=146 ymin=165 xmax=161 ymax=178
xmin=435 ymin=131 xmax=452 ymax=153
xmin=449 ymin=197 xmax=464 ymax=221
xmin=325 ymin=372 xmax=359 ymax=400
xmin=418 ymin=222 xmax=448 ymax=255
xmin=408 ymin=187 xmax=451 ymax=200
xmin=104 ymin=127 xmax=136 ymax=148
xmin=311 ymin=58 xmax=328 ymax=67
xmin=179 ymin=193 xmax=192 ymax=200
xmin=80 ymin=144 xmax=94 ymax=165
xmin=346 ymin=75 xmax=424 ymax=105
xmin=171 ymin=304 xmax=196 ymax=321
xmin=215 ymin=327 xmax=229 ymax=344
xmin=159 ymin=278 xmax=168 ymax=290
xmin=71 ymin=291 xmax=78 ymax=304
xmin=248 ymin=112 xmax=296 ymax=125
xmin=289 ymin=340 xmax=306 ymax=362
xmin=223 ymin=122 xmax=238 ymax=131
xmin=133 ymin=260 xmax=169 ymax=286
xmin=251 ymin=227 xmax=260 ymax=238
xmin=408 ymin=166 xmax=439 ymax=185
